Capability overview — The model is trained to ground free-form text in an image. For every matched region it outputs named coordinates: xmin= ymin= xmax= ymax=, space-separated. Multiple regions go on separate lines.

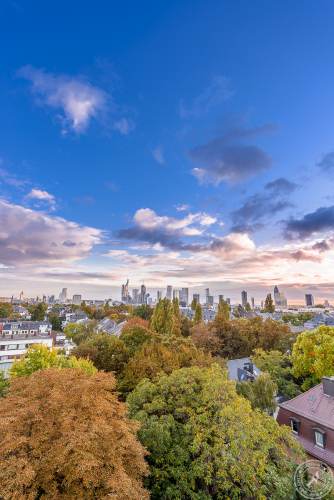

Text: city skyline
xmin=2 ymin=2 xmax=334 ymax=300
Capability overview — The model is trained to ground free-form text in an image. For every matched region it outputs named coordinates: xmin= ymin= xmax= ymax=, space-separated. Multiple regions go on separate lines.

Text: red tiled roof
xmin=296 ymin=434 xmax=334 ymax=467
xmin=279 ymin=383 xmax=334 ymax=431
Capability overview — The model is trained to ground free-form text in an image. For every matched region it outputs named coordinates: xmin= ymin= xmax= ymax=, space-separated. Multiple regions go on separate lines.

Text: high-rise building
xmin=241 ymin=290 xmax=248 ymax=307
xmin=173 ymin=289 xmax=180 ymax=300
xmin=140 ymin=284 xmax=147 ymax=304
xmin=226 ymin=298 xmax=231 ymax=305
xmin=166 ymin=285 xmax=172 ymax=300
xmin=206 ymin=295 xmax=214 ymax=307
xmin=59 ymin=288 xmax=67 ymax=302
xmin=305 ymin=294 xmax=314 ymax=307
xmin=193 ymin=293 xmax=200 ymax=304
xmin=273 ymin=285 xmax=287 ymax=308
xmin=72 ymin=294 xmax=82 ymax=306
xmin=218 ymin=294 xmax=224 ymax=303
xmin=251 ymin=297 xmax=255 ymax=309
xmin=179 ymin=287 xmax=189 ymax=306
xmin=156 ymin=290 xmax=162 ymax=302
xmin=132 ymin=289 xmax=139 ymax=304
xmin=121 ymin=279 xmax=130 ymax=303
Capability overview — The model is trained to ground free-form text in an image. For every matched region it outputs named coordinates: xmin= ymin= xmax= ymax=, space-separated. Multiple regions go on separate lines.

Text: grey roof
xmin=227 ymin=357 xmax=261 ymax=381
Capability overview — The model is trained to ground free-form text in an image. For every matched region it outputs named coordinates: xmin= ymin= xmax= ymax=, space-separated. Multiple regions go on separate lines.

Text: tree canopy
xmin=292 ymin=326 xmax=334 ymax=390
xmin=128 ymin=364 xmax=303 ymax=499
xmin=236 ymin=372 xmax=277 ymax=414
xmin=0 ymin=302 xmax=13 ymax=318
xmin=0 ymin=369 xmax=149 ymax=499
xmin=10 ymin=344 xmax=96 ymax=378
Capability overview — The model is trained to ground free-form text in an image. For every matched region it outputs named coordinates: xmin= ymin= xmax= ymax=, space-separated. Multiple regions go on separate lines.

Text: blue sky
xmin=1 ymin=0 xmax=334 ymax=303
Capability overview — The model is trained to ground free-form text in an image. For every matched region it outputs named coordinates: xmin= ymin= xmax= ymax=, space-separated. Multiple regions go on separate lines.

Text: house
xmin=277 ymin=377 xmax=334 ymax=468
xmin=0 ymin=320 xmax=53 ymax=375
xmin=227 ymin=357 xmax=261 ymax=382
xmin=96 ymin=318 xmax=127 ymax=336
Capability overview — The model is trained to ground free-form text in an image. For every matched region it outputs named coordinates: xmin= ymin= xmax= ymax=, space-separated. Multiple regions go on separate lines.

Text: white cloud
xmin=133 ymin=208 xmax=212 ymax=236
xmin=26 ymin=188 xmax=56 ymax=209
xmin=176 ymin=204 xmax=190 ymax=212
xmin=152 ymin=146 xmax=165 ymax=165
xmin=18 ymin=65 xmax=107 ymax=133
xmin=0 ymin=200 xmax=103 ymax=267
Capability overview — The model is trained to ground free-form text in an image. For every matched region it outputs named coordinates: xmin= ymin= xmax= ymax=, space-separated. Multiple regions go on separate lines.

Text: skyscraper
xmin=140 ymin=284 xmax=147 ymax=304
xmin=241 ymin=290 xmax=247 ymax=307
xmin=173 ymin=289 xmax=180 ymax=300
xmin=121 ymin=279 xmax=130 ymax=303
xmin=72 ymin=294 xmax=82 ymax=305
xmin=179 ymin=287 xmax=189 ymax=306
xmin=157 ymin=290 xmax=162 ymax=302
xmin=218 ymin=294 xmax=224 ymax=303
xmin=166 ymin=285 xmax=172 ymax=300
xmin=132 ymin=288 xmax=139 ymax=304
xmin=59 ymin=288 xmax=67 ymax=302
xmin=251 ymin=297 xmax=255 ymax=309
xmin=193 ymin=293 xmax=200 ymax=304
xmin=305 ymin=294 xmax=314 ymax=307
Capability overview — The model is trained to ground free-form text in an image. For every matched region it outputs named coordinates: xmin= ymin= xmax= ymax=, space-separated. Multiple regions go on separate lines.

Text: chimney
xmin=322 ymin=377 xmax=334 ymax=397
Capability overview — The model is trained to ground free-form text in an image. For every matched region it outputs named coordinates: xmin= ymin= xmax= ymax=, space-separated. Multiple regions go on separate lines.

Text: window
xmin=7 ymin=344 xmax=18 ymax=350
xmin=290 ymin=418 xmax=300 ymax=434
xmin=314 ymin=430 xmax=326 ymax=448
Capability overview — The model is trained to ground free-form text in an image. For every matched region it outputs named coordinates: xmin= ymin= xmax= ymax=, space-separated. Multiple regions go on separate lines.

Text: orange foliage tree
xmin=0 ymin=368 xmax=149 ymax=499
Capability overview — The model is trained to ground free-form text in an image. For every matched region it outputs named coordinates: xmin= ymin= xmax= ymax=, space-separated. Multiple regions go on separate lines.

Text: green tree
xmin=215 ymin=299 xmax=230 ymax=324
xmin=190 ymin=297 xmax=198 ymax=311
xmin=264 ymin=293 xmax=275 ymax=313
xmin=252 ymin=349 xmax=301 ymax=399
xmin=150 ymin=298 xmax=175 ymax=336
xmin=236 ymin=372 xmax=277 ymax=414
xmin=128 ymin=364 xmax=303 ymax=500
xmin=10 ymin=344 xmax=96 ymax=378
xmin=0 ymin=369 xmax=149 ymax=499
xmin=63 ymin=320 xmax=96 ymax=345
xmin=194 ymin=302 xmax=202 ymax=324
xmin=29 ymin=302 xmax=48 ymax=321
xmin=132 ymin=304 xmax=153 ymax=321
xmin=0 ymin=302 xmax=13 ymax=318
xmin=245 ymin=302 xmax=251 ymax=312
xmin=120 ymin=319 xmax=153 ymax=356
xmin=72 ymin=333 xmax=129 ymax=375
xmin=48 ymin=312 xmax=63 ymax=331
xmin=0 ymin=371 xmax=9 ymax=397
xmin=292 ymin=326 xmax=334 ymax=390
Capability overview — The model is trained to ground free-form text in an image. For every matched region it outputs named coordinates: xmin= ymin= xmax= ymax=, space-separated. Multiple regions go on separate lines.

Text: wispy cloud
xmin=180 ymin=75 xmax=233 ymax=118
xmin=0 ymin=165 xmax=28 ymax=188
xmin=18 ymin=65 xmax=108 ymax=134
xmin=152 ymin=146 xmax=165 ymax=165
xmin=113 ymin=118 xmax=135 ymax=135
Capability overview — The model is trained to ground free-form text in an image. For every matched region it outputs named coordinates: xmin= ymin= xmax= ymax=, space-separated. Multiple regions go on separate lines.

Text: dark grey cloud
xmin=285 ymin=205 xmax=334 ymax=239
xmin=117 ymin=226 xmax=204 ymax=252
xmin=189 ymin=125 xmax=274 ymax=184
xmin=317 ymin=152 xmax=334 ymax=172
xmin=231 ymin=177 xmax=297 ymax=232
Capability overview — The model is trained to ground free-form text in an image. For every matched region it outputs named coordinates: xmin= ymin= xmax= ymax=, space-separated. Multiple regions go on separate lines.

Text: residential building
xmin=277 ymin=377 xmax=334 ymax=468
xmin=96 ymin=318 xmax=127 ymax=337
xmin=227 ymin=357 xmax=261 ymax=382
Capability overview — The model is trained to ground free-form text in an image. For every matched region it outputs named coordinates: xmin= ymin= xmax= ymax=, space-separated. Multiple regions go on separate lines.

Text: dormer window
xmin=290 ymin=418 xmax=300 ymax=434
xmin=314 ymin=428 xmax=326 ymax=448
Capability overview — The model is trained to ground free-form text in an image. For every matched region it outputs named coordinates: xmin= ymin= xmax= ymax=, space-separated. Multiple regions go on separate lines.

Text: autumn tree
xmin=264 ymin=293 xmax=275 ymax=313
xmin=0 ymin=371 xmax=9 ymax=397
xmin=215 ymin=298 xmax=230 ymax=324
xmin=118 ymin=336 xmax=213 ymax=395
xmin=292 ymin=326 xmax=334 ymax=390
xmin=236 ymin=372 xmax=277 ymax=414
xmin=72 ymin=333 xmax=130 ymax=375
xmin=128 ymin=364 xmax=303 ymax=499
xmin=0 ymin=302 xmax=13 ymax=318
xmin=191 ymin=322 xmax=221 ymax=355
xmin=190 ymin=297 xmax=198 ymax=310
xmin=180 ymin=315 xmax=192 ymax=337
xmin=10 ymin=344 xmax=96 ymax=378
xmin=0 ymin=369 xmax=149 ymax=499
